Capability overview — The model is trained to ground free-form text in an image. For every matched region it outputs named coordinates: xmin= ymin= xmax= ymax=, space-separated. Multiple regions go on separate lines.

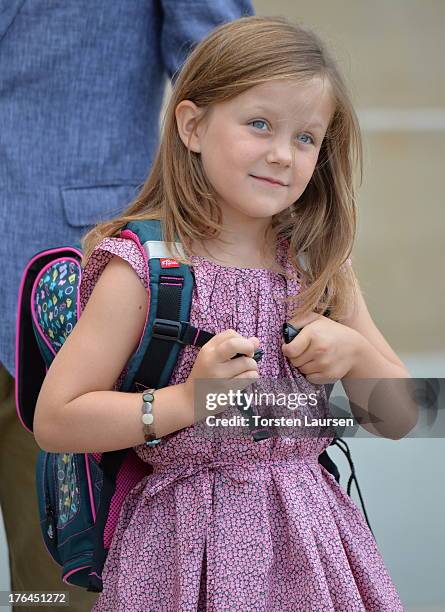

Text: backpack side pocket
xmin=35 ymin=450 xmax=101 ymax=587
xmin=36 ymin=450 xmax=62 ymax=566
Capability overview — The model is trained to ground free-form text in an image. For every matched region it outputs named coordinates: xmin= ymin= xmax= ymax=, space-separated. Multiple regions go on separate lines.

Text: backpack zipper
xmin=46 ymin=503 xmax=56 ymax=540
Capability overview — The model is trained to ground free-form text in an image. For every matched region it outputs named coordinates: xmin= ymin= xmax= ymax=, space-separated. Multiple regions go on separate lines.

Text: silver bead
xmin=142 ymin=413 xmax=154 ymax=425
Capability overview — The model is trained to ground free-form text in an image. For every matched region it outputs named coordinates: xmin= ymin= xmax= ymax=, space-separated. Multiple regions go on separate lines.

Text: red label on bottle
xmin=160 ymin=258 xmax=180 ymax=268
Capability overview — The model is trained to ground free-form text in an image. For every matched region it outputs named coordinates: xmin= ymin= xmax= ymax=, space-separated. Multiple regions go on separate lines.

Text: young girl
xmin=34 ymin=16 xmax=414 ymax=611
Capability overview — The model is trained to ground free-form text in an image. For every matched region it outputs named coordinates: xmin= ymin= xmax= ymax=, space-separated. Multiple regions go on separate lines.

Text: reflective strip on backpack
xmin=142 ymin=240 xmax=185 ymax=259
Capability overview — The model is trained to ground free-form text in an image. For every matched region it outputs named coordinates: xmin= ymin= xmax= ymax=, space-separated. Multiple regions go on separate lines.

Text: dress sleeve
xmin=79 ymin=236 xmax=149 ymax=315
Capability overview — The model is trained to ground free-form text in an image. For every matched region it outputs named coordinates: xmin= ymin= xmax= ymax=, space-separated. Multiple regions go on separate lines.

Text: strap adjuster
xmin=152 ymin=318 xmax=186 ymax=344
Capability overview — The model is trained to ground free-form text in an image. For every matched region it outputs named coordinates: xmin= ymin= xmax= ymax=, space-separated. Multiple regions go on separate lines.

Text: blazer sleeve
xmin=160 ymin=0 xmax=255 ymax=81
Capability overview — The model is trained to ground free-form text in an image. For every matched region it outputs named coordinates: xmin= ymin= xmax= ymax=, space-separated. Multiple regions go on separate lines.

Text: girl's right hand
xmin=183 ymin=329 xmax=260 ymax=415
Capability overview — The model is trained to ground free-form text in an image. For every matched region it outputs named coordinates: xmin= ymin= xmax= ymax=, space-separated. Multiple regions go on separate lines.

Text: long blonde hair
xmin=81 ymin=16 xmax=362 ymax=321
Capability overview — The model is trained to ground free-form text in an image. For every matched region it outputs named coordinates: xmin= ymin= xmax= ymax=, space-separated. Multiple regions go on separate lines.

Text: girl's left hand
xmin=281 ymin=312 xmax=363 ymax=384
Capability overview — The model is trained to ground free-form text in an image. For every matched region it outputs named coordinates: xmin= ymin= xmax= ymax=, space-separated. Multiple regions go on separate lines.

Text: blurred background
xmin=1 ymin=1 xmax=443 ymax=610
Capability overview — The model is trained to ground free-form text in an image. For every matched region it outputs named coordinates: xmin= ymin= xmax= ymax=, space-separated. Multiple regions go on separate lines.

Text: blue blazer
xmin=0 ymin=0 xmax=254 ymax=377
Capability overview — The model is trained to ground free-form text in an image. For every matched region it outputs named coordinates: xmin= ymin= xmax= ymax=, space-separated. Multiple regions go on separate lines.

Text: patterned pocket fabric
xmin=34 ymin=259 xmax=79 ymax=350
xmin=56 ymin=453 xmax=80 ymax=526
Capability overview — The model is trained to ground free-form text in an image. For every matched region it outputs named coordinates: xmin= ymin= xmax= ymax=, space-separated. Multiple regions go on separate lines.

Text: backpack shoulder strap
xmin=119 ymin=219 xmax=196 ymax=392
xmin=123 ymin=220 xmax=224 ymax=393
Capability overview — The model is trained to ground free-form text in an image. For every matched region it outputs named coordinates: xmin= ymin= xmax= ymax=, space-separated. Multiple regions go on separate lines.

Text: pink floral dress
xmin=79 ymin=235 xmax=405 ymax=611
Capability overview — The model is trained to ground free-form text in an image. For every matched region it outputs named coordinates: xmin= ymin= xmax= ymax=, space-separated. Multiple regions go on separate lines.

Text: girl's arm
xmin=34 ymin=256 xmax=195 ymax=453
xmin=338 ymin=279 xmax=417 ymax=439
xmin=283 ymin=271 xmax=418 ymax=439
xmin=340 ymin=283 xmax=410 ymax=377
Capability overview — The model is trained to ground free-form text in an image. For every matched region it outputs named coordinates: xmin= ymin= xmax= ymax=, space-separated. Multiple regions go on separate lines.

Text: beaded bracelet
xmin=141 ymin=389 xmax=162 ymax=447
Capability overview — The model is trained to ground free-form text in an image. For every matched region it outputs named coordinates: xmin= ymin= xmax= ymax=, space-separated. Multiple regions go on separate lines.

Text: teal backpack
xmin=15 ymin=219 xmax=370 ymax=592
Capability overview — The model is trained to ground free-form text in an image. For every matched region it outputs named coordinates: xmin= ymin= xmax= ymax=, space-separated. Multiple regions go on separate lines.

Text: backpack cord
xmin=330 ymin=438 xmax=376 ymax=541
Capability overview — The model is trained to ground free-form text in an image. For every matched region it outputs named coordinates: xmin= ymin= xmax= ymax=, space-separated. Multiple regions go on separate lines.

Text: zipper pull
xmin=46 ymin=504 xmax=55 ymax=540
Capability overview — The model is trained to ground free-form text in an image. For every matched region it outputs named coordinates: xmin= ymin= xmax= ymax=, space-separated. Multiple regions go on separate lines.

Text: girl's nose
xmin=265 ymin=138 xmax=293 ymax=167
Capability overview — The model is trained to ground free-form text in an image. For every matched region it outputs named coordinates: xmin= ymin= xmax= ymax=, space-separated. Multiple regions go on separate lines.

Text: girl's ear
xmin=175 ymin=100 xmax=206 ymax=153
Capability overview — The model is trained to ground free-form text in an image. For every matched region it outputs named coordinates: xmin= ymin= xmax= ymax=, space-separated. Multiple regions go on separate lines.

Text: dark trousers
xmin=0 ymin=364 xmax=99 ymax=611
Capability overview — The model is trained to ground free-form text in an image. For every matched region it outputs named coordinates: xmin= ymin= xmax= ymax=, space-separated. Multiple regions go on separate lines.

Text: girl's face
xmin=176 ymin=78 xmax=335 ymax=228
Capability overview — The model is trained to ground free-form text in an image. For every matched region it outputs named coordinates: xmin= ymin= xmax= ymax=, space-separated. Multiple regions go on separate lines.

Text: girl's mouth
xmin=250 ymin=174 xmax=287 ymax=187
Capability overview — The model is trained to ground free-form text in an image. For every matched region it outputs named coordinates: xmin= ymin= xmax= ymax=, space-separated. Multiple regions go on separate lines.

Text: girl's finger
xmin=219 ymin=336 xmax=258 ymax=362
xmin=213 ymin=329 xmax=241 ymax=344
xmin=298 ymin=360 xmax=320 ymax=375
xmin=287 ymin=346 xmax=317 ymax=368
xmin=282 ymin=327 xmax=312 ymax=360
xmin=305 ymin=373 xmax=337 ymax=385
xmin=223 ymin=356 xmax=258 ymax=379
xmin=305 ymin=373 xmax=326 ymax=385
xmin=232 ymin=370 xmax=259 ymax=380
xmin=204 ymin=329 xmax=239 ymax=353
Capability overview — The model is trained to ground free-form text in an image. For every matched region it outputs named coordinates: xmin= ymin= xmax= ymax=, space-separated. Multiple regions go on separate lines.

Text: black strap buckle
xmin=152 ymin=318 xmax=186 ymax=344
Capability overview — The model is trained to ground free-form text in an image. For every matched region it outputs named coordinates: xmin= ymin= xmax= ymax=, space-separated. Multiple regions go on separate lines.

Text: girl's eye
xmin=297 ymin=133 xmax=314 ymax=145
xmin=250 ymin=119 xmax=269 ymax=131
xmin=249 ymin=121 xmax=315 ymax=145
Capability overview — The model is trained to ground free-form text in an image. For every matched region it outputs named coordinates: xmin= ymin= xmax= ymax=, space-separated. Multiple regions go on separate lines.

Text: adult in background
xmin=0 ymin=1 xmax=254 ymax=609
